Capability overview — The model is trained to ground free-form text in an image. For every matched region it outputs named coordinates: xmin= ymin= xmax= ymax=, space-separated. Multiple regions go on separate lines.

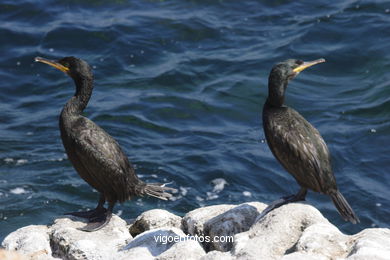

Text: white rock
xmin=281 ymin=252 xmax=328 ymax=260
xmin=232 ymin=203 xmax=329 ymax=260
xmin=347 ymin=228 xmax=390 ymax=260
xmin=200 ymin=250 xmax=235 ymax=260
xmin=50 ymin=215 xmax=131 ymax=260
xmin=118 ymin=246 xmax=154 ymax=260
xmin=294 ymin=222 xmax=349 ymax=258
xmin=182 ymin=204 xmax=235 ymax=236
xmin=0 ymin=249 xmax=29 ymax=260
xmin=122 ymin=227 xmax=186 ymax=257
xmin=1 ymin=225 xmax=56 ymax=260
xmin=204 ymin=202 xmax=267 ymax=251
xmin=129 ymin=209 xmax=182 ymax=236
xmin=156 ymin=239 xmax=206 ymax=260
xmin=2 ymin=202 xmax=390 ymax=260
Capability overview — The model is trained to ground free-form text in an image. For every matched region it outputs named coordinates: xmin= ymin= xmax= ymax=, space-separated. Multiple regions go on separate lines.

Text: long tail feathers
xmin=330 ymin=191 xmax=360 ymax=224
xmin=143 ymin=183 xmax=177 ymax=200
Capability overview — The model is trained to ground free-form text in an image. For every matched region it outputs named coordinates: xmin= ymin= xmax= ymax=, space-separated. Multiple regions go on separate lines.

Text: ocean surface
xmin=0 ymin=0 xmax=389 ymax=241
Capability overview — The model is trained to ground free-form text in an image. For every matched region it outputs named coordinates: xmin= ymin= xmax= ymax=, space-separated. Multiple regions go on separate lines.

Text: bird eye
xmin=296 ymin=60 xmax=303 ymax=65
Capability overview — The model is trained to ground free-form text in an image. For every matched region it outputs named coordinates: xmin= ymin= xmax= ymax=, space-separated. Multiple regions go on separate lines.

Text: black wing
xmin=68 ymin=116 xmax=141 ymax=202
xmin=263 ymin=106 xmax=337 ymax=193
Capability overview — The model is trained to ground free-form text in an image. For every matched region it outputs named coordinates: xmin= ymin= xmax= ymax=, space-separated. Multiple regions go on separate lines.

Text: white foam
xmin=206 ymin=192 xmax=219 ymax=200
xmin=4 ymin=158 xmax=14 ymax=163
xmin=179 ymin=187 xmax=188 ymax=196
xmin=16 ymin=159 xmax=28 ymax=165
xmin=169 ymin=195 xmax=181 ymax=201
xmin=195 ymin=196 xmax=204 ymax=202
xmin=10 ymin=187 xmax=28 ymax=195
xmin=243 ymin=191 xmax=252 ymax=197
xmin=211 ymin=178 xmax=228 ymax=193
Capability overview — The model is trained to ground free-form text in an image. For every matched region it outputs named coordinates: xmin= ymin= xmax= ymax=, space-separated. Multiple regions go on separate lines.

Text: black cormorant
xmin=35 ymin=56 xmax=176 ymax=231
xmin=261 ymin=58 xmax=359 ymax=224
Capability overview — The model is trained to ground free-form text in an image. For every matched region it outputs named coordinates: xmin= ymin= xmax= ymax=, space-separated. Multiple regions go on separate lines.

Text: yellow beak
xmin=35 ymin=57 xmax=69 ymax=73
xmin=292 ymin=58 xmax=325 ymax=73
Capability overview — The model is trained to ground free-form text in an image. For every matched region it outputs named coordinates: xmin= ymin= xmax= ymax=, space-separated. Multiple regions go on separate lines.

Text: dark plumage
xmin=260 ymin=58 xmax=359 ymax=224
xmin=35 ymin=56 xmax=175 ymax=231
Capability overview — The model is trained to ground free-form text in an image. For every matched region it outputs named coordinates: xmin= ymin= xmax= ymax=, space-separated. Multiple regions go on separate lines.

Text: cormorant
xmin=35 ymin=56 xmax=176 ymax=231
xmin=261 ymin=58 xmax=359 ymax=224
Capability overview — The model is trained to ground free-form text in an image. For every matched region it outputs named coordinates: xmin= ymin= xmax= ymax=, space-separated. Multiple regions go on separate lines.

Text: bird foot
xmin=65 ymin=207 xmax=107 ymax=220
xmin=255 ymin=193 xmax=306 ymax=222
xmin=78 ymin=211 xmax=112 ymax=232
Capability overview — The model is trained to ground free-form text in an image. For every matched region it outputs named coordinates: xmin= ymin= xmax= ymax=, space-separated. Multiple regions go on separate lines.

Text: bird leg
xmin=65 ymin=194 xmax=107 ymax=219
xmin=78 ymin=200 xmax=114 ymax=232
xmin=256 ymin=188 xmax=308 ymax=222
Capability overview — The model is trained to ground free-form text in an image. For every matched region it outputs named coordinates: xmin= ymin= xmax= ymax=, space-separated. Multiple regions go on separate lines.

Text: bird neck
xmin=62 ymin=76 xmax=93 ymax=116
xmin=267 ymin=74 xmax=288 ymax=107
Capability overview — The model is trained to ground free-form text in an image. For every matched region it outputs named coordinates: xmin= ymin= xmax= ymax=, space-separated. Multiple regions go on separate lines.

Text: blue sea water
xmin=0 ymin=0 xmax=389 ymax=241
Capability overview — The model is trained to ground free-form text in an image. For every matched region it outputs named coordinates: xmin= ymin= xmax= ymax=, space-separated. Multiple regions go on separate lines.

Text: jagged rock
xmin=129 ymin=209 xmax=182 ymax=237
xmin=232 ymin=203 xmax=329 ymax=260
xmin=1 ymin=225 xmax=57 ymax=260
xmin=203 ymin=202 xmax=267 ymax=252
xmin=347 ymin=228 xmax=390 ymax=260
xmin=121 ymin=227 xmax=186 ymax=257
xmin=2 ymin=202 xmax=390 ymax=260
xmin=50 ymin=215 xmax=131 ymax=260
xmin=156 ymin=240 xmax=206 ymax=260
xmin=182 ymin=204 xmax=235 ymax=236
xmin=200 ymin=250 xmax=235 ymax=260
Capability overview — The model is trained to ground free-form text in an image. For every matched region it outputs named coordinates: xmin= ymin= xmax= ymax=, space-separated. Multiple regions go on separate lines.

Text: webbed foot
xmin=78 ymin=211 xmax=112 ymax=232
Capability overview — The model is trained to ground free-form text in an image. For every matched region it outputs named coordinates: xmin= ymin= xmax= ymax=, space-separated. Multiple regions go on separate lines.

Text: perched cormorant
xmin=261 ymin=58 xmax=359 ymax=224
xmin=35 ymin=56 xmax=175 ymax=231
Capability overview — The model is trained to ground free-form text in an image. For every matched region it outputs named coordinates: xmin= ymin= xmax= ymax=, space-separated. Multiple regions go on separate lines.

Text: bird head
xmin=35 ymin=56 xmax=92 ymax=81
xmin=267 ymin=58 xmax=325 ymax=107
xmin=270 ymin=58 xmax=325 ymax=82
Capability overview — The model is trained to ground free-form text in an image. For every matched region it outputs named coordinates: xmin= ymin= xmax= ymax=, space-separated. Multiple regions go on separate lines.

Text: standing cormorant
xmin=261 ymin=58 xmax=359 ymax=224
xmin=35 ymin=56 xmax=176 ymax=231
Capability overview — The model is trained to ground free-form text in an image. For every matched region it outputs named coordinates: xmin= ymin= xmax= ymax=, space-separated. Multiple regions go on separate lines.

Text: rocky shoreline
xmin=1 ymin=202 xmax=389 ymax=260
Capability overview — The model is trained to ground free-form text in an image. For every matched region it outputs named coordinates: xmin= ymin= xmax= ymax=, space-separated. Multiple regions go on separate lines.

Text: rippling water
xmin=1 ymin=0 xmax=389 ymax=241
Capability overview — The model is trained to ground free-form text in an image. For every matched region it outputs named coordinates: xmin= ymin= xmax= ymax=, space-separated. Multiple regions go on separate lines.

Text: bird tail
xmin=143 ymin=183 xmax=177 ymax=200
xmin=330 ymin=190 xmax=360 ymax=224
